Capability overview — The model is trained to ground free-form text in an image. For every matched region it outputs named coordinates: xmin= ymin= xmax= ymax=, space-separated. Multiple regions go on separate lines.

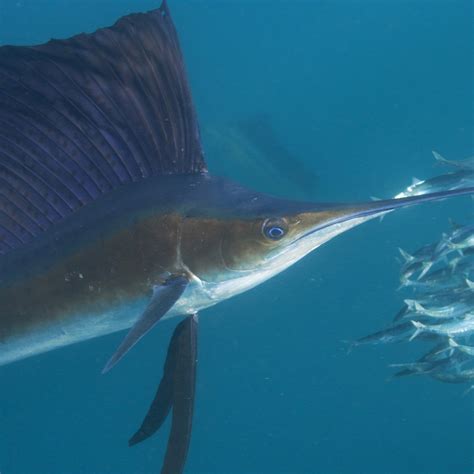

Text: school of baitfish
xmin=355 ymin=152 xmax=474 ymax=390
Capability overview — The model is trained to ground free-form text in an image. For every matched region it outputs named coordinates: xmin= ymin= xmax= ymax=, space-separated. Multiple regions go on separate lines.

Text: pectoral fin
xmin=129 ymin=314 xmax=198 ymax=474
xmin=102 ymin=275 xmax=188 ymax=373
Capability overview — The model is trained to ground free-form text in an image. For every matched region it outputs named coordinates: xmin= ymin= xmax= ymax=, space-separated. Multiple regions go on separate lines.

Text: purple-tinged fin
xmin=0 ymin=0 xmax=205 ymax=256
xmin=102 ymin=275 xmax=188 ymax=374
xmin=128 ymin=316 xmax=181 ymax=447
xmin=128 ymin=323 xmax=178 ymax=446
xmin=161 ymin=314 xmax=198 ymax=474
xmin=129 ymin=314 xmax=198 ymax=474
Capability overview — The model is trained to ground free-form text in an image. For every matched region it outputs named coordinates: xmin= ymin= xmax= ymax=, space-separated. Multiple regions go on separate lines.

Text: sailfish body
xmin=0 ymin=2 xmax=473 ymax=472
xmin=2 ymin=171 xmax=469 ymax=367
xmin=0 ymin=173 xmax=395 ymax=364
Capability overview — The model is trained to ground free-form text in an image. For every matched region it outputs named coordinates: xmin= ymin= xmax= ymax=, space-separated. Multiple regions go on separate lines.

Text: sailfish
xmin=0 ymin=1 xmax=472 ymax=473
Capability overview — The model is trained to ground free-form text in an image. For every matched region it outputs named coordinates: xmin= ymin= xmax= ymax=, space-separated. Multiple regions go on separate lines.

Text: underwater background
xmin=0 ymin=1 xmax=472 ymax=473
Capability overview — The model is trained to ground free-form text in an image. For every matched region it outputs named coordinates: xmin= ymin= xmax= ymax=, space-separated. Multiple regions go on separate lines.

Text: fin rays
xmin=0 ymin=3 xmax=205 ymax=255
xmin=102 ymin=276 xmax=188 ymax=374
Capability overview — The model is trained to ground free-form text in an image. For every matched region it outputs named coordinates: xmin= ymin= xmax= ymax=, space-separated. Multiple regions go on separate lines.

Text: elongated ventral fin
xmin=128 ymin=318 xmax=182 ymax=446
xmin=0 ymin=0 xmax=206 ymax=256
xmin=129 ymin=315 xmax=198 ymax=474
xmin=102 ymin=275 xmax=188 ymax=373
xmin=161 ymin=314 xmax=198 ymax=474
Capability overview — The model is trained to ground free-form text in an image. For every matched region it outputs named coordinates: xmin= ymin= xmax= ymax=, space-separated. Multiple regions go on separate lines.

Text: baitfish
xmin=431 ymin=369 xmax=474 ymax=384
xmin=400 ymin=265 xmax=473 ymax=293
xmin=403 ymin=295 xmax=474 ymax=320
xmin=433 ymin=151 xmax=474 ymax=171
xmin=438 ymin=224 xmax=474 ymax=254
xmin=391 ymin=349 xmax=469 ymax=378
xmin=411 ymin=317 xmax=474 ymax=340
xmin=1 ymin=2 xmax=474 ymax=472
xmin=352 ymin=321 xmax=431 ymax=346
xmin=448 ymin=338 xmax=474 ymax=357
xmin=394 ymin=171 xmax=474 ymax=199
xmin=398 ymin=245 xmax=435 ymax=281
xmin=393 ymin=290 xmax=471 ymax=322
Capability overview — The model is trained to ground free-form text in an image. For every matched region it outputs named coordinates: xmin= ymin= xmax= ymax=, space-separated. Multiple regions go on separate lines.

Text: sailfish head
xmin=178 ymin=179 xmax=474 ymax=301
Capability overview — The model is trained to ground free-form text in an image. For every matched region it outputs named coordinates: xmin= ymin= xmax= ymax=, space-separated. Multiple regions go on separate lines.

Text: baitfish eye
xmin=262 ymin=218 xmax=287 ymax=240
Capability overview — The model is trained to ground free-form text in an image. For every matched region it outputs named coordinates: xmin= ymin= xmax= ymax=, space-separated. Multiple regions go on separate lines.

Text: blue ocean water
xmin=0 ymin=1 xmax=472 ymax=473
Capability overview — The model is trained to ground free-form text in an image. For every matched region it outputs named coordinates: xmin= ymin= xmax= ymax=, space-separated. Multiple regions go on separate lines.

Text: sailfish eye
xmin=262 ymin=218 xmax=287 ymax=240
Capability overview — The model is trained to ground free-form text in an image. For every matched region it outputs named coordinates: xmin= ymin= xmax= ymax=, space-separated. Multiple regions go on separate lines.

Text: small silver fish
xmin=393 ymin=289 xmax=473 ymax=322
xmin=401 ymin=258 xmax=474 ymax=291
xmin=395 ymin=171 xmax=474 ymax=199
xmin=442 ymin=225 xmax=474 ymax=254
xmin=433 ymin=150 xmax=474 ymax=171
xmin=353 ymin=322 xmax=417 ymax=346
xmin=448 ymin=338 xmax=474 ymax=356
xmin=404 ymin=295 xmax=474 ymax=320
xmin=410 ymin=316 xmax=474 ymax=340
xmin=399 ymin=248 xmax=434 ymax=281
xmin=431 ymin=369 xmax=474 ymax=384
xmin=390 ymin=345 xmax=461 ymax=377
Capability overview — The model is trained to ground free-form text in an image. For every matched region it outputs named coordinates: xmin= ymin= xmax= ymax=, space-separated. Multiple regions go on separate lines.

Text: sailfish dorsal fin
xmin=0 ymin=0 xmax=206 ymax=255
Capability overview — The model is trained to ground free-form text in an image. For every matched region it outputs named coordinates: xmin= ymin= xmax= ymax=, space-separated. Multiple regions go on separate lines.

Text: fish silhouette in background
xmin=0 ymin=2 xmax=473 ymax=473
xmin=203 ymin=116 xmax=318 ymax=199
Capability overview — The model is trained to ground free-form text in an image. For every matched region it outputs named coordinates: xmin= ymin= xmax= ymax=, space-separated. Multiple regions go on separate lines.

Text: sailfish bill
xmin=0 ymin=1 xmax=473 ymax=473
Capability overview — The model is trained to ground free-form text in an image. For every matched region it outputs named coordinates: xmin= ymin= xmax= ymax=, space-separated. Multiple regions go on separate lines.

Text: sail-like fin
xmin=0 ymin=1 xmax=205 ymax=255
xmin=161 ymin=314 xmax=198 ymax=474
xmin=102 ymin=275 xmax=188 ymax=374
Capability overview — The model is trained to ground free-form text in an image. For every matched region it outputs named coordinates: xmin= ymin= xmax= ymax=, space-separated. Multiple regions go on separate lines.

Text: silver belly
xmin=0 ymin=211 xmax=384 ymax=367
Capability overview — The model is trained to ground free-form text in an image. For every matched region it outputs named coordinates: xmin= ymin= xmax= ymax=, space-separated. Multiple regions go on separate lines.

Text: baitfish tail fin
xmin=398 ymin=248 xmax=414 ymax=262
xmin=448 ymin=338 xmax=460 ymax=349
xmin=409 ymin=320 xmax=426 ymax=341
xmin=417 ymin=261 xmax=433 ymax=280
xmin=102 ymin=275 xmax=188 ymax=374
xmin=432 ymin=150 xmax=451 ymax=166
xmin=404 ymin=299 xmax=426 ymax=314
xmin=0 ymin=0 xmax=205 ymax=256
xmin=129 ymin=315 xmax=198 ymax=474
